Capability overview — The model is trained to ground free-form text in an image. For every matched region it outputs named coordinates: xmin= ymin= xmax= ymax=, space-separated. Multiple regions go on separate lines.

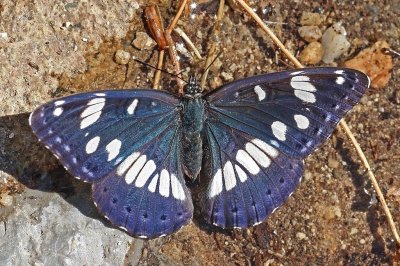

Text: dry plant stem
xmin=153 ymin=50 xmax=165 ymax=89
xmin=166 ymin=0 xmax=189 ymax=35
xmin=340 ymin=120 xmax=400 ymax=246
xmin=174 ymin=27 xmax=203 ymax=59
xmin=165 ymin=31 xmax=184 ymax=94
xmin=234 ymin=0 xmax=400 ymax=247
xmin=144 ymin=6 xmax=167 ymax=90
xmin=234 ymin=0 xmax=302 ymax=68
xmin=164 ymin=0 xmax=189 ymax=95
xmin=200 ymin=0 xmax=225 ymax=88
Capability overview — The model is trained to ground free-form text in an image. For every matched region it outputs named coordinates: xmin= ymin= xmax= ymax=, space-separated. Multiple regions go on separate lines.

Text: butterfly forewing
xmin=202 ymin=67 xmax=369 ymax=228
xmin=30 ymin=89 xmax=193 ymax=238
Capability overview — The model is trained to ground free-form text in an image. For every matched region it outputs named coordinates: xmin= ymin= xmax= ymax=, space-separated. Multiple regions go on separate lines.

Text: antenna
xmin=200 ymin=51 xmax=224 ymax=88
xmin=133 ymin=57 xmax=189 ymax=84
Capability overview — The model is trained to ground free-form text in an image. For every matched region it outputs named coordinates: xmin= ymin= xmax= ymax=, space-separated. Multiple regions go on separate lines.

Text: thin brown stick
xmin=200 ymin=0 xmax=225 ymax=88
xmin=166 ymin=0 xmax=189 ymax=35
xmin=153 ymin=49 xmax=165 ymax=89
xmin=340 ymin=120 xmax=400 ymax=245
xmin=234 ymin=0 xmax=400 ymax=247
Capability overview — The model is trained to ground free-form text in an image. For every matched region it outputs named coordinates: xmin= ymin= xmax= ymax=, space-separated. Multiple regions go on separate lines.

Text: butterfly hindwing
xmin=202 ymin=67 xmax=369 ymax=228
xmin=202 ymin=120 xmax=303 ymax=228
xmin=30 ymin=89 xmax=193 ymax=238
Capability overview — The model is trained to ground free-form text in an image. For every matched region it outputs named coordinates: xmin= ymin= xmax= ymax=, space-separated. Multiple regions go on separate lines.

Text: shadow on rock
xmin=0 ymin=113 xmax=109 ymax=224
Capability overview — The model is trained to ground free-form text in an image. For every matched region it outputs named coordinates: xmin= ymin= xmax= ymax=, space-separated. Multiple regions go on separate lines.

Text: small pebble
xmin=300 ymin=12 xmax=322 ymax=26
xmin=114 ymin=50 xmax=131 ymax=65
xmin=298 ymin=26 xmax=322 ymax=43
xmin=350 ymin=228 xmax=359 ymax=235
xmin=296 ymin=232 xmax=307 ymax=240
xmin=303 ymin=171 xmax=313 ymax=181
xmin=132 ymin=32 xmax=156 ymax=50
xmin=321 ymin=22 xmax=350 ymax=63
xmin=221 ymin=71 xmax=234 ymax=82
xmin=298 ymin=42 xmax=323 ymax=65
xmin=359 ymin=239 xmax=366 ymax=245
xmin=0 ymin=32 xmax=9 ymax=42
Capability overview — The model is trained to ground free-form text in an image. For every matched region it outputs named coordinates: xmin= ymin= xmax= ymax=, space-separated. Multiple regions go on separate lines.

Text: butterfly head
xmin=183 ymin=76 xmax=202 ymax=98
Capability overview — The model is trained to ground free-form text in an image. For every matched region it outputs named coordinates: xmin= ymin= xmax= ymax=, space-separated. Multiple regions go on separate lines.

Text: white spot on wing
xmin=80 ymin=112 xmax=102 ymax=129
xmin=105 ymin=139 xmax=122 ymax=161
xmin=271 ymin=121 xmax=287 ymax=141
xmin=334 ymin=70 xmax=344 ymax=75
xmin=290 ymin=70 xmax=304 ymax=76
xmin=209 ymin=169 xmax=223 ymax=198
xmin=159 ymin=169 xmax=170 ymax=197
xmin=234 ymin=165 xmax=247 ymax=182
xmin=53 ymin=107 xmax=63 ymax=116
xmin=117 ymin=152 xmax=140 ymax=175
xmin=127 ymin=99 xmax=138 ymax=115
xmin=336 ymin=76 xmax=345 ymax=85
xmin=236 ymin=150 xmax=260 ymax=175
xmin=170 ymin=174 xmax=186 ymax=200
xmin=80 ymin=98 xmax=106 ymax=128
xmin=87 ymin=98 xmax=106 ymax=105
xmin=245 ymin=142 xmax=271 ymax=168
xmin=148 ymin=174 xmax=159 ymax=193
xmin=290 ymin=76 xmax=316 ymax=92
xmin=223 ymin=161 xmax=237 ymax=191
xmin=54 ymin=100 xmax=65 ymax=106
xmin=294 ymin=114 xmax=310 ymax=129
xmin=251 ymin=138 xmax=279 ymax=158
xmin=135 ymin=160 xmax=156 ymax=187
xmin=125 ymin=154 xmax=147 ymax=184
xmin=94 ymin=93 xmax=106 ymax=96
xmin=254 ymin=85 xmax=266 ymax=101
xmin=291 ymin=76 xmax=317 ymax=103
xmin=81 ymin=101 xmax=106 ymax=118
xmin=294 ymin=90 xmax=316 ymax=103
xmin=85 ymin=136 xmax=100 ymax=154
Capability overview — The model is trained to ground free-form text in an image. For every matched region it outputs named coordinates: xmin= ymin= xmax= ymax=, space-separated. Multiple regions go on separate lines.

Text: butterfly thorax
xmin=181 ymin=76 xmax=205 ymax=179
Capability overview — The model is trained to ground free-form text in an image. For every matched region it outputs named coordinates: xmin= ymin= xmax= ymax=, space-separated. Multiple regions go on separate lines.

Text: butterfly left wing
xmin=29 ymin=90 xmax=193 ymax=238
xmin=201 ymin=67 xmax=369 ymax=228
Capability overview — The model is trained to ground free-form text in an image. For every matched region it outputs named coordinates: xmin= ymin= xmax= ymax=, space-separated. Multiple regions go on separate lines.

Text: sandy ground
xmin=0 ymin=0 xmax=399 ymax=265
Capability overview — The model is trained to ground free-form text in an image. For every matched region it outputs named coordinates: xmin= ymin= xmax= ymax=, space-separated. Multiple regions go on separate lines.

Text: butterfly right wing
xmin=30 ymin=89 xmax=193 ymax=238
xmin=200 ymin=68 xmax=369 ymax=228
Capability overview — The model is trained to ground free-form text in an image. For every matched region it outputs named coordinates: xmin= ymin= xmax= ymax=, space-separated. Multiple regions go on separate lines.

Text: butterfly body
xmin=29 ymin=67 xmax=369 ymax=238
xmin=181 ymin=76 xmax=206 ymax=179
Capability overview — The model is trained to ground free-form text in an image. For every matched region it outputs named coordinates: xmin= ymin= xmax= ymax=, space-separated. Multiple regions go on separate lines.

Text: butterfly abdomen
xmin=181 ymin=97 xmax=205 ymax=179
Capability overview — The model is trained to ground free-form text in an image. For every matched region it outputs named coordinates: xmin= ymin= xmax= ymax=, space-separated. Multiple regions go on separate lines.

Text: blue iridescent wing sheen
xmin=201 ymin=67 xmax=370 ymax=228
xmin=29 ymin=89 xmax=193 ymax=238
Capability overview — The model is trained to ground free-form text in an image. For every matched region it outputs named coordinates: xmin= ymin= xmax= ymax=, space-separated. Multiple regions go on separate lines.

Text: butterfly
xmin=29 ymin=67 xmax=369 ymax=238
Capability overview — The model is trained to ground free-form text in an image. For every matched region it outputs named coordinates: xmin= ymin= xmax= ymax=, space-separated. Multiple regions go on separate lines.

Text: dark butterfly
xmin=29 ymin=67 xmax=369 ymax=238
